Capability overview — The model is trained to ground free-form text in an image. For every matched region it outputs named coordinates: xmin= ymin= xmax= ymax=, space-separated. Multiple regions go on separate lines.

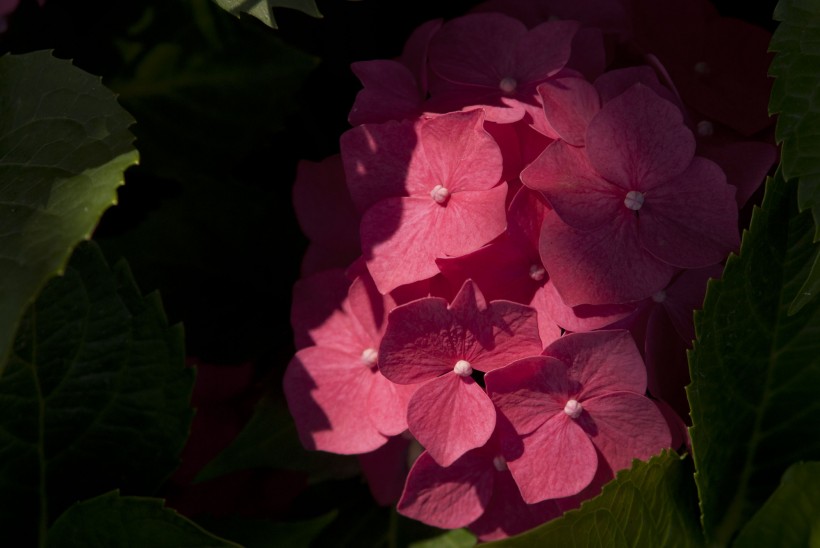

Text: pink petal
xmin=538 ymin=75 xmax=601 ymax=146
xmin=416 ymin=110 xmax=503 ymax=194
xmin=485 ymin=356 xmax=571 ymax=435
xmin=283 ymin=347 xmax=388 ymax=454
xmin=522 ymin=140 xmax=621 ymax=230
xmin=661 ymin=265 xmax=723 ymax=344
xmin=507 ymin=413 xmax=598 ymax=502
xmin=586 ymin=84 xmax=695 ymax=190
xmin=581 ymin=392 xmax=672 ymax=472
xmin=368 ymin=372 xmax=417 ymax=436
xmin=542 ymin=330 xmax=647 ymax=398
xmin=378 ymin=295 xmax=459 ymax=384
xmin=349 ymin=60 xmax=423 ymax=125
xmin=539 ymin=208 xmax=678 ymax=305
xmin=437 ymin=185 xmax=510 ymax=256
xmin=346 ymin=274 xmax=396 ymax=342
xmin=407 ymin=374 xmax=496 ymax=467
xmin=639 ymin=157 xmax=739 ymax=268
xmin=448 ymin=280 xmax=543 ymax=372
xmin=340 ymin=119 xmax=419 ymax=213
xmin=528 ymin=287 xmax=562 ymax=347
xmin=398 ymin=449 xmax=494 ymax=529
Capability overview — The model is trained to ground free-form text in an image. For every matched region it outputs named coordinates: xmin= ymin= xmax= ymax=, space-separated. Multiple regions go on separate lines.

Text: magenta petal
xmin=537 ymin=279 xmax=636 ymax=332
xmin=639 ymin=157 xmax=739 ymax=268
xmin=283 ymin=347 xmax=388 ymax=454
xmin=398 ymin=449 xmax=494 ymax=529
xmin=586 ymin=84 xmax=695 ymax=190
xmin=542 ymin=330 xmax=647 ymax=398
xmin=485 ymin=356 xmax=569 ymax=435
xmin=429 ymin=13 xmax=526 ymax=87
xmin=538 ymin=76 xmax=600 ymax=146
xmin=582 ymin=392 xmax=672 ymax=472
xmin=508 ymin=413 xmax=598 ymax=502
xmin=358 ymin=435 xmax=412 ymax=505
xmin=540 ymin=208 xmax=677 ymax=305
xmin=290 ymin=269 xmax=350 ymax=350
xmin=513 ymin=19 xmax=579 ymax=83
xmin=399 ymin=18 xmax=443 ymax=94
xmin=349 ymin=60 xmax=423 ymax=125
xmin=407 ymin=374 xmax=496 ymax=467
xmin=594 ymin=66 xmax=681 ymax=107
xmin=469 ymin=470 xmax=562 ymax=541
xmin=698 ymin=141 xmax=776 ymax=208
xmin=522 ymin=141 xmax=620 ymax=231
xmin=341 ymin=119 xmax=419 ymax=213
xmin=346 ymin=274 xmax=395 ymax=342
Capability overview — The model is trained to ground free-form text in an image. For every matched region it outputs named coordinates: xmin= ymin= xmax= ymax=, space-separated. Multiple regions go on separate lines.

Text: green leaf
xmin=196 ymin=511 xmax=337 ymax=548
xmin=409 ymin=528 xmax=476 ymax=548
xmin=687 ymin=173 xmax=820 ymax=545
xmin=106 ymin=1 xmax=316 ymax=182
xmin=734 ymin=461 xmax=820 ymax=548
xmin=0 ymin=241 xmax=193 ymax=546
xmin=212 ymin=0 xmax=322 ymax=28
xmin=0 ymin=50 xmax=139 ymax=375
xmin=46 ymin=490 xmax=239 ymax=548
xmin=483 ymin=451 xmax=702 ymax=548
xmin=769 ymin=0 xmax=820 ymax=310
xmin=196 ymin=395 xmax=358 ymax=483
xmin=788 ymin=247 xmax=820 ymax=315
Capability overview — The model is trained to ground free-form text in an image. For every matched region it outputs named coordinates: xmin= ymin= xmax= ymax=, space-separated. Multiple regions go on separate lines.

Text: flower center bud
xmin=499 ymin=77 xmax=517 ymax=94
xmin=652 ymin=290 xmax=667 ymax=303
xmin=564 ymin=399 xmax=583 ymax=419
xmin=694 ymin=61 xmax=710 ymax=75
xmin=528 ymin=263 xmax=546 ymax=282
xmin=361 ymin=347 xmax=378 ymax=367
xmin=453 ymin=359 xmax=473 ymax=377
xmin=697 ymin=120 xmax=714 ymax=137
xmin=624 ymin=190 xmax=645 ymax=211
xmin=492 ymin=455 xmax=508 ymax=471
xmin=430 ymin=184 xmax=450 ymax=204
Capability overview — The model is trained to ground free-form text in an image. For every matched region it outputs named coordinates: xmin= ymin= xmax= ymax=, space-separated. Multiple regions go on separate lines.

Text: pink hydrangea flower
xmin=522 ymin=83 xmax=739 ymax=305
xmin=485 ymin=330 xmax=671 ymax=502
xmin=284 ymin=273 xmax=416 ymax=454
xmin=341 ymin=110 xmax=508 ymax=294
xmin=397 ymin=418 xmax=562 ymax=536
xmin=348 ymin=19 xmax=442 ymax=126
xmin=426 ymin=13 xmax=579 ymax=124
xmin=378 ymin=280 xmax=543 ymax=466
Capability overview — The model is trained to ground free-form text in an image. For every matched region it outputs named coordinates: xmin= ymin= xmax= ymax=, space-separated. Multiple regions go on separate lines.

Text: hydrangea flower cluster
xmin=285 ymin=0 xmax=776 ymax=540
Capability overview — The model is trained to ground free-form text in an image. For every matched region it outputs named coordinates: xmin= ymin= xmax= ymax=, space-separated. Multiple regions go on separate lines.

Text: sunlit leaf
xmin=0 ymin=50 xmax=138 ymax=374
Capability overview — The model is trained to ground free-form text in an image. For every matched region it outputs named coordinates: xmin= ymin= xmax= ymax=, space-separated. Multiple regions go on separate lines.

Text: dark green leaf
xmin=0 ymin=50 xmax=138 ymax=373
xmin=734 ymin=461 xmax=820 ymax=548
xmin=769 ymin=0 xmax=820 ymax=312
xmin=789 ymin=247 xmax=820 ymax=315
xmin=212 ymin=0 xmax=322 ymax=28
xmin=409 ymin=528 xmax=476 ymax=548
xmin=0 ymin=242 xmax=193 ymax=546
xmin=483 ymin=451 xmax=702 ymax=548
xmin=687 ymin=173 xmax=820 ymax=545
xmin=106 ymin=0 xmax=317 ymax=181
xmin=196 ymin=395 xmax=358 ymax=483
xmin=46 ymin=490 xmax=239 ymax=548
xmin=196 ymin=511 xmax=337 ymax=548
